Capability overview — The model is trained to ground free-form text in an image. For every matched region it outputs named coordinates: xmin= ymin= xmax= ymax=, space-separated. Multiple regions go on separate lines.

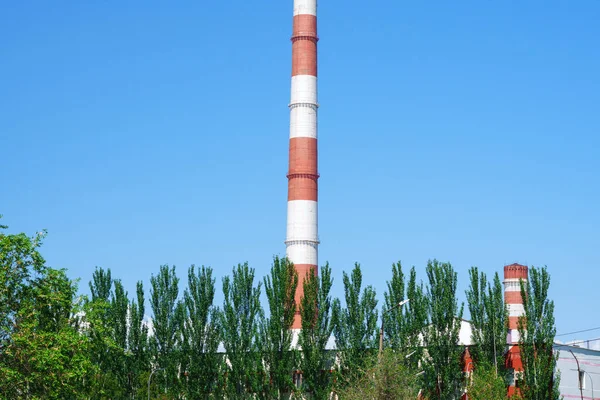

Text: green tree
xmin=466 ymin=268 xmax=507 ymax=373
xmin=383 ymin=262 xmax=428 ymax=369
xmin=332 ymin=263 xmax=378 ymax=388
xmin=484 ymin=273 xmax=507 ymax=374
xmin=466 ymin=361 xmax=507 ymax=400
xmin=0 ymin=219 xmax=46 ymax=347
xmin=127 ymin=281 xmax=150 ymax=398
xmin=337 ymin=349 xmax=419 ymax=400
xmin=150 ymin=265 xmax=185 ymax=396
xmin=111 ymin=280 xmax=128 ymax=351
xmin=299 ymin=263 xmax=335 ymax=400
xmin=0 ymin=221 xmax=98 ymax=399
xmin=466 ymin=267 xmax=487 ymax=362
xmin=85 ymin=267 xmax=125 ymax=398
xmin=182 ymin=265 xmax=222 ymax=398
xmin=422 ymin=259 xmax=465 ymax=400
xmin=261 ymin=256 xmax=298 ymax=398
xmin=517 ymin=266 xmax=560 ymax=400
xmin=3 ymin=269 xmax=99 ymax=399
xmin=111 ymin=279 xmax=131 ymax=395
xmin=89 ymin=266 xmax=112 ymax=302
xmin=220 ymin=263 xmax=264 ymax=398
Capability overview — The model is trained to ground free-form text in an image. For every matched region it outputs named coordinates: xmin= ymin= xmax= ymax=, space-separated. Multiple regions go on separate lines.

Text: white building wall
xmin=458 ymin=319 xmax=473 ymax=346
xmin=555 ymin=343 xmax=600 ymax=400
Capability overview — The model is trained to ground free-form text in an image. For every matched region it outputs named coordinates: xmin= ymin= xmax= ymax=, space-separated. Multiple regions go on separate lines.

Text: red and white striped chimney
xmin=286 ymin=0 xmax=319 ymax=330
xmin=504 ymin=263 xmax=528 ymax=396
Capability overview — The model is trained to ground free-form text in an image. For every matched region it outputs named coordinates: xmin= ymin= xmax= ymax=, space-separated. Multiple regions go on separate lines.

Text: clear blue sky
xmin=2 ymin=1 xmax=599 ymax=343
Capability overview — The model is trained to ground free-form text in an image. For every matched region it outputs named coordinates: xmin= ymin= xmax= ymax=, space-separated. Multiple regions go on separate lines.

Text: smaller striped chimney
xmin=503 ymin=263 xmax=528 ymax=396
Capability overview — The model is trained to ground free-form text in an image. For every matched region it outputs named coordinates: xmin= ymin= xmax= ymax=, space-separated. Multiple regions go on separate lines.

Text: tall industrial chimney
xmin=286 ymin=0 xmax=319 ymax=330
xmin=504 ymin=263 xmax=528 ymax=397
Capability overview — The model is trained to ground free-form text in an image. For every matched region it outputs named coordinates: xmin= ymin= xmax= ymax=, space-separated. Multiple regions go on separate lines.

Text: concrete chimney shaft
xmin=286 ymin=0 xmax=319 ymax=330
xmin=504 ymin=263 xmax=528 ymax=396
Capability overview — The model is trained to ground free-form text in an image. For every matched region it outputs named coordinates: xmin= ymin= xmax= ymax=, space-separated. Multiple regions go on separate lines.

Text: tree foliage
xmin=466 ymin=268 xmax=507 ymax=373
xmin=261 ymin=256 xmax=298 ymax=398
xmin=299 ymin=262 xmax=335 ymax=400
xmin=85 ymin=267 xmax=122 ymax=397
xmin=150 ymin=264 xmax=185 ymax=396
xmin=0 ymin=223 xmax=46 ymax=346
xmin=467 ymin=361 xmax=507 ymax=400
xmin=127 ymin=281 xmax=150 ymax=397
xmin=0 ymin=222 xmax=98 ymax=399
xmin=85 ymin=267 xmax=150 ymax=398
xmin=182 ymin=265 xmax=222 ymax=398
xmin=422 ymin=259 xmax=465 ymax=400
xmin=89 ymin=266 xmax=112 ymax=302
xmin=0 ymin=215 xmax=564 ymax=400
xmin=332 ymin=263 xmax=379 ymax=388
xmin=337 ymin=349 xmax=419 ymax=400
xmin=220 ymin=262 xmax=264 ymax=398
xmin=517 ymin=266 xmax=560 ymax=400
xmin=383 ymin=262 xmax=428 ymax=369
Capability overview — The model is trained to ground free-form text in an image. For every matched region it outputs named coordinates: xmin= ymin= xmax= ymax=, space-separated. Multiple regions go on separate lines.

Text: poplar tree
xmin=517 ymin=266 xmax=560 ymax=400
xmin=261 ymin=256 xmax=298 ymax=398
xmin=86 ymin=267 xmax=124 ymax=397
xmin=110 ymin=279 xmax=130 ymax=395
xmin=383 ymin=262 xmax=428 ymax=369
xmin=332 ymin=263 xmax=378 ymax=387
xmin=221 ymin=263 xmax=264 ymax=398
xmin=89 ymin=266 xmax=112 ymax=302
xmin=484 ymin=273 xmax=506 ymax=373
xmin=466 ymin=267 xmax=486 ymax=362
xmin=466 ymin=268 xmax=506 ymax=373
xmin=127 ymin=281 xmax=149 ymax=397
xmin=182 ymin=265 xmax=222 ymax=398
xmin=299 ymin=263 xmax=335 ymax=400
xmin=422 ymin=260 xmax=464 ymax=400
xmin=111 ymin=280 xmax=128 ymax=351
xmin=150 ymin=264 xmax=185 ymax=396
xmin=88 ymin=269 xmax=149 ymax=397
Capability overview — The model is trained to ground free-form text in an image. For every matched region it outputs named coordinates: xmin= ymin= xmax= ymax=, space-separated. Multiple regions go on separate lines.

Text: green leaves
xmin=422 ymin=260 xmax=464 ymax=400
xmin=518 ymin=266 xmax=560 ymax=400
xmin=0 ymin=215 xmax=562 ymax=399
xmin=383 ymin=262 xmax=428 ymax=369
xmin=299 ymin=262 xmax=335 ymax=400
xmin=128 ymin=281 xmax=149 ymax=396
xmin=182 ymin=265 xmax=222 ymax=397
xmin=467 ymin=361 xmax=507 ymax=400
xmin=86 ymin=267 xmax=149 ymax=398
xmin=332 ymin=263 xmax=379 ymax=388
xmin=261 ymin=256 xmax=298 ymax=398
xmin=0 ymin=226 xmax=47 ymax=346
xmin=337 ymin=349 xmax=419 ymax=400
xmin=220 ymin=262 xmax=264 ymax=398
xmin=466 ymin=267 xmax=486 ymax=354
xmin=466 ymin=268 xmax=507 ymax=373
xmin=0 ymin=226 xmax=98 ymax=399
xmin=89 ymin=266 xmax=112 ymax=302
xmin=150 ymin=264 xmax=185 ymax=395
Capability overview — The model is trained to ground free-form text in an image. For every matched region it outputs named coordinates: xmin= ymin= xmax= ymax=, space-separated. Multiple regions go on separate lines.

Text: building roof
xmin=554 ymin=339 xmax=600 ymax=353
xmin=504 ymin=263 xmax=527 ymax=268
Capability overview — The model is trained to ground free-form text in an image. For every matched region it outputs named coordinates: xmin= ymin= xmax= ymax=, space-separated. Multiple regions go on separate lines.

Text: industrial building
xmin=282 ymin=1 xmax=597 ymax=398
xmin=555 ymin=342 xmax=600 ymax=400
